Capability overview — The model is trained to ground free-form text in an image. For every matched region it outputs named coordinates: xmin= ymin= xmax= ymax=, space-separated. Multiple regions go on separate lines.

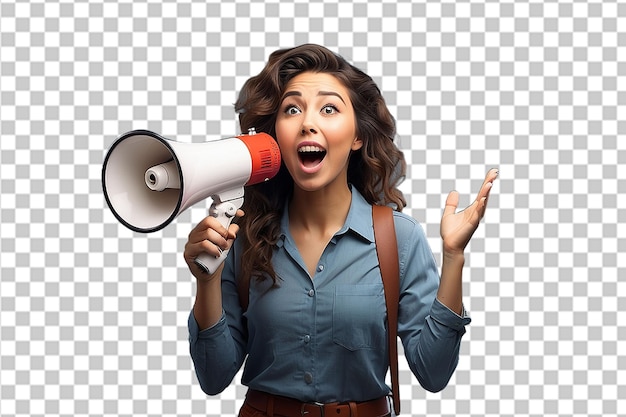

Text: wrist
xmin=442 ymin=249 xmax=465 ymax=265
xmin=196 ymin=274 xmax=220 ymax=285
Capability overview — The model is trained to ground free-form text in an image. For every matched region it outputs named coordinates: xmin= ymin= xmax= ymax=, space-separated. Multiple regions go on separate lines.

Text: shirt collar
xmin=278 ymin=186 xmax=375 ymax=246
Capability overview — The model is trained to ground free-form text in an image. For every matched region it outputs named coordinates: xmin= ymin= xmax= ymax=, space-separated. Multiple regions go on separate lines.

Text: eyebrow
xmin=281 ymin=90 xmax=346 ymax=104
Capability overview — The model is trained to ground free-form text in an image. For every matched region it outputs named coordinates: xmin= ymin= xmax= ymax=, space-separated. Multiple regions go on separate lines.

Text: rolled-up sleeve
xmin=394 ymin=214 xmax=471 ymax=392
xmin=187 ymin=242 xmax=248 ymax=395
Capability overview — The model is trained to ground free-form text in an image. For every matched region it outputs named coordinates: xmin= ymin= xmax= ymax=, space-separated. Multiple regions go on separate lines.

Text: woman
xmin=185 ymin=44 xmax=498 ymax=417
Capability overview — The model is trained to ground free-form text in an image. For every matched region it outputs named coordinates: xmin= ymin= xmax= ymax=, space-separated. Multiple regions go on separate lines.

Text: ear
xmin=351 ymin=137 xmax=363 ymax=151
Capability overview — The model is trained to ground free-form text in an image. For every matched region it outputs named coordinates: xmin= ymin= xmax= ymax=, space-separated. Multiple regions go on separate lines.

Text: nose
xmin=300 ymin=110 xmax=318 ymax=135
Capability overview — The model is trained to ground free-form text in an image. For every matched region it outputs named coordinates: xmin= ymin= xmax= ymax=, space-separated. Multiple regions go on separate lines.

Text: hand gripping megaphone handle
xmin=194 ymin=196 xmax=244 ymax=275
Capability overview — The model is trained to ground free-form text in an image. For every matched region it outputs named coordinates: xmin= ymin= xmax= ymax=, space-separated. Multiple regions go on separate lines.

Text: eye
xmin=321 ymin=104 xmax=338 ymax=115
xmin=284 ymin=105 xmax=301 ymax=115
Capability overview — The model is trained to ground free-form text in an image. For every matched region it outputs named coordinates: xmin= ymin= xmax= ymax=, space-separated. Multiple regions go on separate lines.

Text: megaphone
xmin=102 ymin=128 xmax=281 ymax=274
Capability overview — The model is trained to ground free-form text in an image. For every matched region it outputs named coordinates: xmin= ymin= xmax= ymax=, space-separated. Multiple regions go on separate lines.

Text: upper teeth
xmin=298 ymin=145 xmax=324 ymax=153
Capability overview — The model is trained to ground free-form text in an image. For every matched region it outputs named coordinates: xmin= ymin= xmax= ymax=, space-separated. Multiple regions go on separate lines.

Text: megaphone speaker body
xmin=102 ymin=130 xmax=281 ymax=233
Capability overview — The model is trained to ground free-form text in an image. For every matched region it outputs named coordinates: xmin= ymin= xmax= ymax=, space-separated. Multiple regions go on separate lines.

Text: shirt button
xmin=317 ymin=264 xmax=324 ymax=272
xmin=304 ymin=335 xmax=311 ymax=343
xmin=308 ymin=289 xmax=315 ymax=297
xmin=304 ymin=372 xmax=313 ymax=384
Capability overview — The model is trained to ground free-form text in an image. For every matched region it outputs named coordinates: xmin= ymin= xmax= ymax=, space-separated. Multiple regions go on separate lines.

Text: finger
xmin=477 ymin=168 xmax=497 ymax=201
xmin=189 ymin=216 xmax=230 ymax=242
xmin=479 ymin=168 xmax=498 ymax=190
xmin=443 ymin=190 xmax=459 ymax=217
xmin=185 ymin=234 xmax=230 ymax=262
xmin=487 ymin=167 xmax=499 ymax=181
xmin=476 ymin=177 xmax=496 ymax=220
xmin=184 ymin=240 xmax=217 ymax=265
xmin=226 ymin=209 xmax=245 ymax=238
xmin=480 ymin=180 xmax=493 ymax=200
xmin=232 ymin=209 xmax=245 ymax=223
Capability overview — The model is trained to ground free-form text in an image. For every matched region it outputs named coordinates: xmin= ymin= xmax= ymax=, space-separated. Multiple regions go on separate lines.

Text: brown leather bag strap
xmin=372 ymin=204 xmax=401 ymax=415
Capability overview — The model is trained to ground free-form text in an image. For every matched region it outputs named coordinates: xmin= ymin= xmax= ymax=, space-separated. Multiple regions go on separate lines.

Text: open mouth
xmin=298 ymin=145 xmax=327 ymax=168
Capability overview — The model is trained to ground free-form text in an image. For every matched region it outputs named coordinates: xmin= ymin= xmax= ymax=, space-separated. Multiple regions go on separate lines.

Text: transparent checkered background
xmin=1 ymin=0 xmax=624 ymax=416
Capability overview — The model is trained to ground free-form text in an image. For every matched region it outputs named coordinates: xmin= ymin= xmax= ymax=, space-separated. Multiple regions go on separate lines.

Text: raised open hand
xmin=440 ymin=168 xmax=498 ymax=255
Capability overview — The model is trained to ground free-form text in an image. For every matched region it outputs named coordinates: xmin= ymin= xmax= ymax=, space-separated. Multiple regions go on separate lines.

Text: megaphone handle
xmin=194 ymin=199 xmax=241 ymax=275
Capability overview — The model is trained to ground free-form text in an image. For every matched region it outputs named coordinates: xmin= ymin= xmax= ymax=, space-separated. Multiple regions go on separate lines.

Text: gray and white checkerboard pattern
xmin=1 ymin=1 xmax=624 ymax=416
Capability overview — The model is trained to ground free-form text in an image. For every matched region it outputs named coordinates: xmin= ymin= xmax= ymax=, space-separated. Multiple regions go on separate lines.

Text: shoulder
xmin=391 ymin=209 xmax=420 ymax=228
xmin=391 ymin=210 xmax=424 ymax=236
xmin=370 ymin=202 xmax=427 ymax=245
xmin=389 ymin=209 xmax=431 ymax=254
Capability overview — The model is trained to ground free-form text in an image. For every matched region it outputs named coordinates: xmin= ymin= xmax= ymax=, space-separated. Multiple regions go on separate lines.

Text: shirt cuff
xmin=430 ymin=298 xmax=471 ymax=331
xmin=188 ymin=310 xmax=227 ymax=343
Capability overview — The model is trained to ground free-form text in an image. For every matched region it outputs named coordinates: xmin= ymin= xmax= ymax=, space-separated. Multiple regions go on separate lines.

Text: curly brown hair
xmin=235 ymin=44 xmax=406 ymax=285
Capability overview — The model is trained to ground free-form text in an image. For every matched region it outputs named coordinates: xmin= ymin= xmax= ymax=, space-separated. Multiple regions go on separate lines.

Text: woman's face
xmin=275 ymin=71 xmax=362 ymax=193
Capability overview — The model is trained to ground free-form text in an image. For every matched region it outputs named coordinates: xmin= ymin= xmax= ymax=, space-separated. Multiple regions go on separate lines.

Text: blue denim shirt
xmin=188 ymin=188 xmax=470 ymax=403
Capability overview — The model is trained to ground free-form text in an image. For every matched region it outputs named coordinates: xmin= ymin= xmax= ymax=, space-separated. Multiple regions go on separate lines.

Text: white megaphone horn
xmin=102 ymin=128 xmax=281 ymax=274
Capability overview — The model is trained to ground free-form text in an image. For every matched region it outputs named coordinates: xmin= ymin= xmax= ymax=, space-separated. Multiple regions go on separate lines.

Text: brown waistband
xmin=244 ymin=389 xmax=391 ymax=417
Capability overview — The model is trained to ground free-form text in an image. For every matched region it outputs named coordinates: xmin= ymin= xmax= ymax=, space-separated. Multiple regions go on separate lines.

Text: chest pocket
xmin=332 ymin=284 xmax=387 ymax=351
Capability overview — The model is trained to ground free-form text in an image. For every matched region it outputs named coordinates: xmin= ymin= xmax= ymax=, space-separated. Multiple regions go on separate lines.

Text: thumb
xmin=443 ymin=190 xmax=459 ymax=217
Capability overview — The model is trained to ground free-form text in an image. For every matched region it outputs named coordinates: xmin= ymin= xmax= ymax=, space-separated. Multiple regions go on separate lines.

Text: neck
xmin=288 ymin=183 xmax=352 ymax=232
